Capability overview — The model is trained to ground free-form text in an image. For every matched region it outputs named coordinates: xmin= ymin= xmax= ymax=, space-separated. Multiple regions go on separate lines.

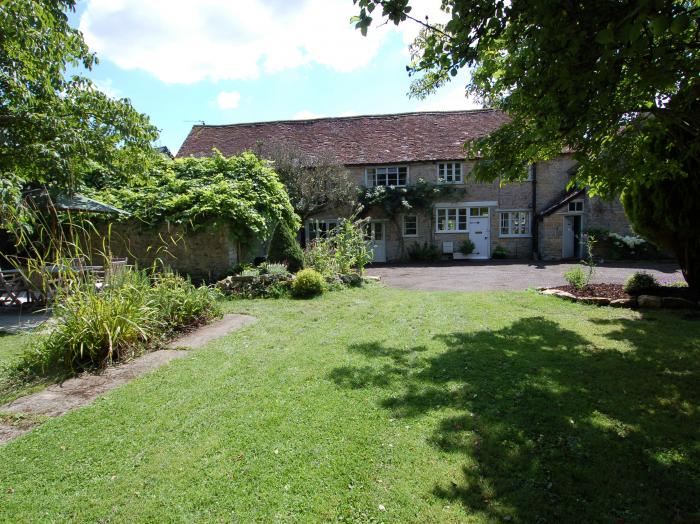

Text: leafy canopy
xmin=352 ymin=0 xmax=699 ymax=193
xmin=0 ymin=0 xmax=157 ymax=225
xmin=253 ymin=141 xmax=357 ymax=221
xmin=93 ymin=152 xmax=300 ymax=245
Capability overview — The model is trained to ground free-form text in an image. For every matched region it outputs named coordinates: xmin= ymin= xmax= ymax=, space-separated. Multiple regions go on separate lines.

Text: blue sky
xmin=68 ymin=0 xmax=479 ymax=154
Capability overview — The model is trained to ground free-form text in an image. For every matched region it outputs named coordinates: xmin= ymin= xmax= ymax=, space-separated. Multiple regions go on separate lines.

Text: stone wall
xmin=93 ymin=221 xmax=238 ymax=282
xmin=306 ymin=155 xmax=633 ymax=262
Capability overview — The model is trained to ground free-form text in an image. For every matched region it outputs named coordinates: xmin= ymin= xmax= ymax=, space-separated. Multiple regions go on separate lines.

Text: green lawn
xmin=0 ymin=287 xmax=698 ymax=522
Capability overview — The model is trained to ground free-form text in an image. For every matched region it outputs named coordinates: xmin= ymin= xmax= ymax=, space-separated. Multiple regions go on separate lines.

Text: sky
xmin=68 ymin=0 xmax=480 ymax=154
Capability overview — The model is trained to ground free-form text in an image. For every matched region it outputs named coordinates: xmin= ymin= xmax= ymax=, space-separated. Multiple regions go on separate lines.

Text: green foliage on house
xmin=93 ymin=151 xmax=300 ymax=247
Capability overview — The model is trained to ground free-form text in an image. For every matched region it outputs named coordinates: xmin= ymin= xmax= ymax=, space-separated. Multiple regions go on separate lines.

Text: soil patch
xmin=555 ymin=283 xmax=630 ymax=300
xmin=554 ymin=283 xmax=696 ymax=301
xmin=0 ymin=314 xmax=255 ymax=444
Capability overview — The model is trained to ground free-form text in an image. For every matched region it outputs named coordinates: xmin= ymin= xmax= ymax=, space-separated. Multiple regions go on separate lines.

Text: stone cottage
xmin=178 ymin=109 xmax=632 ymax=262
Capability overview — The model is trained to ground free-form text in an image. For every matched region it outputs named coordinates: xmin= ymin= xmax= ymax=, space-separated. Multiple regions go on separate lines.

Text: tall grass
xmin=17 ymin=268 xmax=221 ymax=374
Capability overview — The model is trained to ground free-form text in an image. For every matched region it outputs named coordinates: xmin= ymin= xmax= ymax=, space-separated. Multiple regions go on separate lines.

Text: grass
xmin=0 ymin=287 xmax=698 ymax=522
xmin=0 ymin=331 xmax=53 ymax=404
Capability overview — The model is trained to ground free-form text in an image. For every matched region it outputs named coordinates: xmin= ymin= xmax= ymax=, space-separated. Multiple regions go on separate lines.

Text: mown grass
xmin=0 ymin=287 xmax=698 ymax=522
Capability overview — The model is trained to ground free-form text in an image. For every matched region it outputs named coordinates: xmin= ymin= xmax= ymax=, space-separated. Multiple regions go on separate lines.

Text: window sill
xmin=403 ymin=234 xmax=418 ymax=238
xmin=499 ymin=234 xmax=532 ymax=238
xmin=435 ymin=231 xmax=469 ymax=234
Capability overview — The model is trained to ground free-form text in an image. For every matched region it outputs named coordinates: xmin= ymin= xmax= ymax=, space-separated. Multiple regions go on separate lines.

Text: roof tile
xmin=176 ymin=109 xmax=509 ymax=165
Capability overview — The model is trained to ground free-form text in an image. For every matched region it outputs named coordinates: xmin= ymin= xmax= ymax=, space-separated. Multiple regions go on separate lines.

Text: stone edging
xmin=538 ymin=288 xmax=699 ymax=309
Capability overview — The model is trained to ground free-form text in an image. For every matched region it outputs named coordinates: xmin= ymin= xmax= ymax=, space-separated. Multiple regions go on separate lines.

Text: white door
xmin=563 ymin=216 xmax=575 ymax=258
xmin=468 ymin=208 xmax=490 ymax=259
xmin=365 ymin=222 xmax=386 ymax=263
xmin=563 ymin=215 xmax=584 ymax=259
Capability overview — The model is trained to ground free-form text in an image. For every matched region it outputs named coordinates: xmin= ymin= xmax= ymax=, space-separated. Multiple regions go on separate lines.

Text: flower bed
xmin=541 ymin=284 xmax=698 ymax=309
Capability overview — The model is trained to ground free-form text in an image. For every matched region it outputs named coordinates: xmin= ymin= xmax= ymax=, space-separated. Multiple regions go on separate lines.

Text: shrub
xmin=407 ymin=242 xmax=441 ymax=262
xmin=333 ymin=217 xmax=374 ymax=274
xmin=623 ymin=272 xmax=659 ymax=295
xmin=268 ymin=222 xmax=304 ymax=273
xmin=564 ymin=267 xmax=589 ymax=290
xmin=258 ymin=262 xmax=289 ymax=276
xmin=291 ymin=268 xmax=325 ymax=298
xmin=304 ymin=238 xmax=339 ymax=278
xmin=458 ymin=239 xmax=475 ymax=255
xmin=492 ymin=245 xmax=508 ymax=259
xmin=150 ymin=271 xmax=221 ymax=334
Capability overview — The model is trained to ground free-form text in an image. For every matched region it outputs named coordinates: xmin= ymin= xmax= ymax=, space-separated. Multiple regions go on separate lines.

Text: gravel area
xmin=365 ymin=260 xmax=682 ymax=292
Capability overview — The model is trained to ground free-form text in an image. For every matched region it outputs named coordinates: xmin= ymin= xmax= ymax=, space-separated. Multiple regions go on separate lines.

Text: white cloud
xmin=416 ymin=80 xmax=482 ymax=112
xmin=216 ymin=90 xmax=241 ymax=110
xmin=292 ymin=110 xmax=325 ymax=120
xmin=79 ymin=0 xmax=407 ymax=84
xmin=93 ymin=78 xmax=120 ymax=99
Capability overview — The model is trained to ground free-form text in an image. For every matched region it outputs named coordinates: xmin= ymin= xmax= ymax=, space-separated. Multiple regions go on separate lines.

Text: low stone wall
xmin=92 ymin=221 xmax=238 ymax=282
xmin=540 ymin=288 xmax=698 ymax=309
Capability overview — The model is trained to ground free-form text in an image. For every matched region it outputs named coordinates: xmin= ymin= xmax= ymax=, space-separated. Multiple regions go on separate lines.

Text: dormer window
xmin=568 ymin=200 xmax=584 ymax=212
xmin=438 ymin=163 xmax=463 ymax=184
xmin=365 ymin=166 xmax=408 ymax=187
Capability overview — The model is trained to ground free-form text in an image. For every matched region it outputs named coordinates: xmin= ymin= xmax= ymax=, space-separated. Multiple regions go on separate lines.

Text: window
xmin=366 ymin=166 xmax=408 ymax=187
xmin=436 ymin=207 xmax=468 ymax=233
xmin=307 ymin=220 xmax=338 ymax=241
xmin=568 ymin=200 xmax=583 ymax=212
xmin=438 ymin=163 xmax=463 ymax=184
xmin=403 ymin=215 xmax=418 ymax=237
xmin=469 ymin=207 xmax=489 ymax=218
xmin=500 ymin=211 xmax=531 ymax=237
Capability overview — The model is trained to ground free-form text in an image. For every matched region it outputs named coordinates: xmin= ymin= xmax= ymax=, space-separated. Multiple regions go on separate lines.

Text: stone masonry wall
xmin=94 ymin=221 xmax=237 ymax=282
xmin=307 ymin=155 xmax=632 ymax=262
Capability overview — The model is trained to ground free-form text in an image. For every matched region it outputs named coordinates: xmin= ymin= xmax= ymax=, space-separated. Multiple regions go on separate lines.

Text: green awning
xmin=28 ymin=190 xmax=130 ymax=216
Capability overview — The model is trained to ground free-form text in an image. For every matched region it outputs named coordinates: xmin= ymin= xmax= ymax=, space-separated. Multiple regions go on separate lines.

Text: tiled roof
xmin=537 ymin=188 xmax=586 ymax=217
xmin=176 ymin=109 xmax=510 ymax=165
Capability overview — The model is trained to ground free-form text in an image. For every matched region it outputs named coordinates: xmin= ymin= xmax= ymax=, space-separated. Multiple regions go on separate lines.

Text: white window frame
xmin=499 ymin=210 xmax=531 ymax=238
xmin=306 ymin=219 xmax=338 ymax=242
xmin=402 ymin=214 xmax=418 ymax=237
xmin=437 ymin=162 xmax=463 ymax=184
xmin=435 ymin=206 xmax=469 ymax=233
xmin=568 ymin=200 xmax=584 ymax=213
xmin=364 ymin=166 xmax=409 ymax=187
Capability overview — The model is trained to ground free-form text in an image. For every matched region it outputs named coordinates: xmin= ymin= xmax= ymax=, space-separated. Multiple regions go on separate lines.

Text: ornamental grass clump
xmin=21 ymin=268 xmax=220 ymax=373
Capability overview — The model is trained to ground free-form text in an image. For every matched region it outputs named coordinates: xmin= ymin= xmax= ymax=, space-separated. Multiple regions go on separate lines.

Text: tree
xmin=253 ymin=141 xmax=357 ymax=222
xmin=352 ymin=0 xmax=699 ymax=287
xmin=0 ymin=0 xmax=158 ymax=231
xmin=267 ymin=221 xmax=304 ymax=273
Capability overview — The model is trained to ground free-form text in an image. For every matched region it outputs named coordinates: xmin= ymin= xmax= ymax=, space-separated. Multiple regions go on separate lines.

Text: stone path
xmin=0 ymin=314 xmax=255 ymax=444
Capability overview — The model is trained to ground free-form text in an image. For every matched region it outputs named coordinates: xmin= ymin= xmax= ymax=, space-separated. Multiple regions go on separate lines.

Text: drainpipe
xmin=530 ymin=163 xmax=539 ymax=260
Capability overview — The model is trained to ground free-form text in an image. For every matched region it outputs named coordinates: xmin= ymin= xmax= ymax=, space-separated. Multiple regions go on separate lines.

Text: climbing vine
xmin=358 ymin=178 xmax=468 ymax=257
xmin=92 ymin=151 xmax=299 ymax=246
xmin=358 ymin=178 xmax=467 ymax=217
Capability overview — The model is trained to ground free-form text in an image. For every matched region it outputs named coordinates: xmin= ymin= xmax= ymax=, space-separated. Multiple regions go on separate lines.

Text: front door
xmin=468 ymin=208 xmax=490 ymax=259
xmin=365 ymin=221 xmax=386 ymax=263
xmin=562 ymin=215 xmax=582 ymax=259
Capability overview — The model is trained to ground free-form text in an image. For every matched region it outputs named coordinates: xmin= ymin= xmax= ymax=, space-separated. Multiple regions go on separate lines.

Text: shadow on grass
xmin=330 ymin=315 xmax=700 ymax=522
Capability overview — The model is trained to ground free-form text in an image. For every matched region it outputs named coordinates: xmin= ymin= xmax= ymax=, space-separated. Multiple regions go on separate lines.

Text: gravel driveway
xmin=365 ymin=260 xmax=683 ymax=292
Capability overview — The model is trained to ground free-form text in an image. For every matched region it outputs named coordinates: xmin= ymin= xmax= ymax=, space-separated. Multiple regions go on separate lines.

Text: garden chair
xmin=0 ymin=269 xmax=27 ymax=306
